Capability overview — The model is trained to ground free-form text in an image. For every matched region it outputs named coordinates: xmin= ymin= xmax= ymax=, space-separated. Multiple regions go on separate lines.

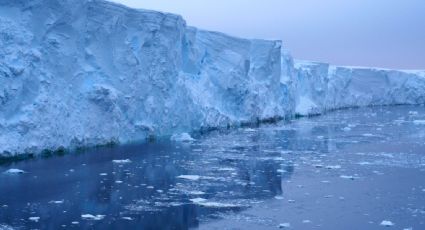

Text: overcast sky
xmin=111 ymin=0 xmax=425 ymax=69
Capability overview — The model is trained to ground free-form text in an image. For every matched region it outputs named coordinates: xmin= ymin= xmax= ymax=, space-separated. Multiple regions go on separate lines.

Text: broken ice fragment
xmin=81 ymin=214 xmax=105 ymax=221
xmin=112 ymin=159 xmax=132 ymax=164
xmin=49 ymin=200 xmax=64 ymax=204
xmin=413 ymin=120 xmax=425 ymax=125
xmin=189 ymin=198 xmax=241 ymax=208
xmin=278 ymin=223 xmax=290 ymax=228
xmin=177 ymin=175 xmax=200 ymax=181
xmin=380 ymin=220 xmax=394 ymax=227
xmin=340 ymin=175 xmax=358 ymax=180
xmin=326 ymin=165 xmax=341 ymax=169
xmin=342 ymin=127 xmax=351 ymax=132
xmin=29 ymin=217 xmax=40 ymax=222
xmin=170 ymin=133 xmax=195 ymax=142
xmin=4 ymin=169 xmax=26 ymax=174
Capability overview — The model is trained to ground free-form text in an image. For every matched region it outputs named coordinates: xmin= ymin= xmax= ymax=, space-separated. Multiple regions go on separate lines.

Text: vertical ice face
xmin=0 ymin=0 xmax=424 ymax=156
xmin=181 ymin=28 xmax=289 ymax=128
xmin=0 ymin=0 xmax=199 ymax=154
xmin=291 ymin=62 xmax=425 ymax=116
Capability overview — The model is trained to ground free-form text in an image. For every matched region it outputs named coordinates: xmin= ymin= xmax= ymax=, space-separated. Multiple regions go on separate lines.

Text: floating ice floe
xmin=188 ymin=191 xmax=206 ymax=195
xmin=278 ymin=223 xmax=291 ymax=228
xmin=380 ymin=220 xmax=394 ymax=227
xmin=342 ymin=127 xmax=352 ymax=132
xmin=0 ymin=224 xmax=14 ymax=230
xmin=49 ymin=200 xmax=64 ymax=204
xmin=121 ymin=217 xmax=133 ymax=221
xmin=326 ymin=165 xmax=341 ymax=169
xmin=112 ymin=159 xmax=132 ymax=164
xmin=217 ymin=167 xmax=236 ymax=171
xmin=177 ymin=175 xmax=201 ymax=181
xmin=408 ymin=111 xmax=418 ymax=116
xmin=413 ymin=120 xmax=425 ymax=125
xmin=29 ymin=217 xmax=40 ymax=222
xmin=170 ymin=133 xmax=195 ymax=142
xmin=81 ymin=214 xmax=105 ymax=221
xmin=340 ymin=175 xmax=358 ymax=180
xmin=3 ymin=169 xmax=25 ymax=174
xmin=243 ymin=128 xmax=256 ymax=132
xmin=189 ymin=198 xmax=241 ymax=208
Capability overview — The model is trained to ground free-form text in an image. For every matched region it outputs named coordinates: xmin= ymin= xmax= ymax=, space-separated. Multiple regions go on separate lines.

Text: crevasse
xmin=0 ymin=0 xmax=424 ymax=156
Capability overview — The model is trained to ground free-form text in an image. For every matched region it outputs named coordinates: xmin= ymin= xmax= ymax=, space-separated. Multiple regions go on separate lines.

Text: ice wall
xmin=293 ymin=61 xmax=425 ymax=115
xmin=0 ymin=0 xmax=424 ymax=156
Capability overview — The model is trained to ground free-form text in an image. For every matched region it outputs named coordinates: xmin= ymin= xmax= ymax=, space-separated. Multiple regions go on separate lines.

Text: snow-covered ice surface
xmin=0 ymin=0 xmax=425 ymax=156
xmin=1 ymin=106 xmax=425 ymax=229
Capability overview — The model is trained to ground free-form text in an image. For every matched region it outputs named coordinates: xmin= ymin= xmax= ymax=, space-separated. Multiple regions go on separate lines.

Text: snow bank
xmin=0 ymin=0 xmax=424 ymax=156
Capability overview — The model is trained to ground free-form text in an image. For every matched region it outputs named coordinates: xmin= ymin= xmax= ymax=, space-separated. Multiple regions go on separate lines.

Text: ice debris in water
xmin=340 ymin=175 xmax=358 ymax=180
xmin=343 ymin=127 xmax=352 ymax=132
xmin=170 ymin=133 xmax=195 ymax=142
xmin=326 ymin=165 xmax=341 ymax=169
xmin=0 ymin=224 xmax=14 ymax=230
xmin=408 ymin=111 xmax=418 ymax=116
xmin=278 ymin=223 xmax=291 ymax=228
xmin=29 ymin=217 xmax=40 ymax=222
xmin=177 ymin=175 xmax=200 ymax=181
xmin=3 ymin=169 xmax=25 ymax=174
xmin=413 ymin=120 xmax=425 ymax=125
xmin=49 ymin=200 xmax=64 ymax=204
xmin=81 ymin=214 xmax=105 ymax=221
xmin=189 ymin=198 xmax=241 ymax=208
xmin=112 ymin=159 xmax=132 ymax=164
xmin=380 ymin=220 xmax=394 ymax=227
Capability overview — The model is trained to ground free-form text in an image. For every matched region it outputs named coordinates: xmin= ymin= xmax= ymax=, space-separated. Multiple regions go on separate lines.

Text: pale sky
xmin=111 ymin=0 xmax=425 ymax=69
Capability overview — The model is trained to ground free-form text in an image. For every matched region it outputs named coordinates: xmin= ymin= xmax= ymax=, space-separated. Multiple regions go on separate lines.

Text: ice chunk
xmin=49 ymin=200 xmax=64 ymax=204
xmin=177 ymin=175 xmax=201 ymax=181
xmin=380 ymin=220 xmax=394 ymax=227
xmin=81 ymin=214 xmax=105 ymax=221
xmin=112 ymin=159 xmax=132 ymax=164
xmin=3 ymin=169 xmax=25 ymax=174
xmin=340 ymin=175 xmax=358 ymax=180
xmin=278 ymin=223 xmax=291 ymax=228
xmin=170 ymin=133 xmax=195 ymax=142
xmin=326 ymin=165 xmax=341 ymax=169
xmin=189 ymin=198 xmax=241 ymax=208
xmin=413 ymin=120 xmax=425 ymax=125
xmin=29 ymin=217 xmax=40 ymax=222
xmin=343 ymin=127 xmax=352 ymax=132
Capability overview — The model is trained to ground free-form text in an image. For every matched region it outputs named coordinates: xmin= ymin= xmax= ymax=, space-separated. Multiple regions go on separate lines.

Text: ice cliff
xmin=0 ymin=0 xmax=424 ymax=156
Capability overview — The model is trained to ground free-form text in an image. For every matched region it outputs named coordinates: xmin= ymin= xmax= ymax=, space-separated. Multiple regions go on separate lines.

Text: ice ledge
xmin=0 ymin=0 xmax=424 ymax=156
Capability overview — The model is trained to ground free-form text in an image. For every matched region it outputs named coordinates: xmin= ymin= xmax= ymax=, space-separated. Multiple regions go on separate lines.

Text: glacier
xmin=0 ymin=0 xmax=424 ymax=156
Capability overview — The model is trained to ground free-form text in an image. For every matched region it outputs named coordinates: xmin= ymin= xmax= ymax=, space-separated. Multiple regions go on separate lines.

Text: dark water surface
xmin=1 ymin=106 xmax=425 ymax=230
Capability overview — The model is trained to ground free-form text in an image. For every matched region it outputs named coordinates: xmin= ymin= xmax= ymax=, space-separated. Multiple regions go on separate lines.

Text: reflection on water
xmin=0 ymin=124 xmax=296 ymax=229
xmin=1 ymin=105 xmax=425 ymax=229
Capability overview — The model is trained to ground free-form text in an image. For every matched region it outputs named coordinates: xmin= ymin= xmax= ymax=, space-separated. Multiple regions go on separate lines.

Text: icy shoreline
xmin=0 ymin=0 xmax=424 ymax=156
